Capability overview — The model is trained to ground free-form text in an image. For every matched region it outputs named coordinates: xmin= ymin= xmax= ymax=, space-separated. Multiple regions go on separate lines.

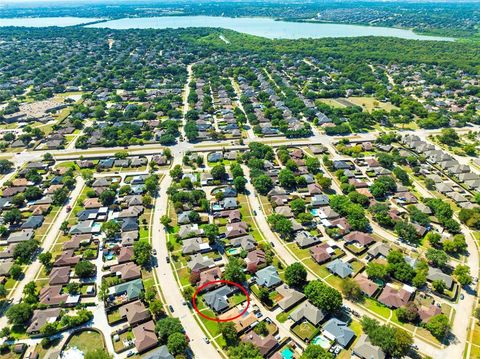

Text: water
xmin=0 ymin=17 xmax=103 ymax=27
xmin=87 ymin=16 xmax=454 ymax=41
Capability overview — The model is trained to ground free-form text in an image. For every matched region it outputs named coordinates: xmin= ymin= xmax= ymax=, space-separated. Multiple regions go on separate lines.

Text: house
xmin=427 ymin=267 xmax=453 ymax=290
xmin=230 ymin=235 xmax=257 ymax=252
xmin=208 ymin=152 xmax=223 ymax=162
xmin=274 ymin=206 xmax=293 ymax=218
xmin=326 ymin=259 xmax=353 ymax=278
xmin=311 ymin=194 xmax=329 ymax=207
xmin=0 ymin=244 xmax=17 ymax=259
xmin=367 ymin=243 xmax=391 ymax=260
xmin=40 ymin=285 xmax=79 ymax=307
xmin=276 ymin=284 xmax=305 ymax=310
xmin=53 ymin=250 xmax=80 ymax=267
xmin=289 ymin=300 xmax=325 ymax=326
xmin=108 ymin=279 xmax=144 ymax=303
xmin=307 ymin=183 xmax=323 ymax=196
xmin=418 ymin=304 xmax=442 ymax=322
xmin=188 ymin=254 xmax=215 ymax=272
xmin=377 ymin=284 xmax=415 ymax=308
xmin=63 ymin=234 xmax=92 ymax=250
xmin=295 ymin=231 xmax=321 ymax=248
xmin=246 ymin=250 xmax=267 ymax=273
xmin=49 ymin=266 xmax=70 ymax=285
xmin=27 ymin=308 xmax=61 ymax=334
xmin=133 ymin=320 xmax=158 ymax=353
xmin=255 ymin=265 xmax=282 ymax=288
xmin=7 ymin=229 xmax=34 ymax=243
xmin=204 ymin=285 xmax=236 ymax=313
xmin=182 ymin=237 xmax=211 ymax=255
xmin=354 ymin=275 xmax=379 ymax=297
xmin=310 ymin=243 xmax=333 ymax=264
xmin=198 ymin=267 xmax=222 ymax=287
xmin=69 ymin=220 xmax=97 ymax=235
xmin=111 ymin=262 xmax=142 ymax=281
xmin=142 ymin=346 xmax=174 ymax=359
xmin=323 ymin=318 xmax=355 ymax=348
xmin=20 ymin=215 xmax=44 ymax=229
xmin=119 ymin=300 xmax=151 ymax=326
xmin=352 ymin=334 xmax=385 ymax=359
xmin=225 ymin=221 xmax=249 ymax=238
xmin=241 ymin=330 xmax=278 ymax=357
xmin=118 ymin=247 xmax=134 ymax=264
xmin=344 ymin=231 xmax=375 ymax=248
xmin=0 ymin=259 xmax=14 ymax=276
xmin=178 ymin=224 xmax=202 ymax=239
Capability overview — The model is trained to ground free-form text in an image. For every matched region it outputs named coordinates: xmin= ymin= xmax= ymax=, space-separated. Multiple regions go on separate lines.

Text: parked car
xmin=270 ymin=241 xmax=275 ymax=247
xmin=204 ymin=337 xmax=210 ymax=344
xmin=169 ymin=305 xmax=174 ymax=312
xmin=152 ymin=249 xmax=157 ymax=255
xmin=166 ymin=256 xmax=170 ymax=263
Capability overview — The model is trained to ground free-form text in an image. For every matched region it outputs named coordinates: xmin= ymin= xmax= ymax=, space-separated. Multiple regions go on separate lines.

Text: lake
xmin=0 ymin=17 xmax=103 ymax=27
xmin=0 ymin=16 xmax=454 ymax=41
xmin=87 ymin=16 xmax=454 ymax=41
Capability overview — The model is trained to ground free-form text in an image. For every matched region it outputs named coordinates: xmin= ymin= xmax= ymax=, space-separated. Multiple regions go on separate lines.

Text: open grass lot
xmin=470 ymin=344 xmax=480 ymax=359
xmin=362 ymin=298 xmax=391 ymax=319
xmin=347 ymin=96 xmax=398 ymax=112
xmin=64 ymin=330 xmax=105 ymax=353
xmin=291 ymin=321 xmax=318 ymax=341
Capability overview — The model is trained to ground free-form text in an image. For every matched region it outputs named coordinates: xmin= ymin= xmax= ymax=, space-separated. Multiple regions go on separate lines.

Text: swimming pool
xmin=281 ymin=348 xmax=294 ymax=359
xmin=226 ymin=248 xmax=240 ymax=255
xmin=312 ymin=335 xmax=331 ymax=349
xmin=310 ymin=209 xmax=320 ymax=217
xmin=104 ymin=253 xmax=114 ymax=260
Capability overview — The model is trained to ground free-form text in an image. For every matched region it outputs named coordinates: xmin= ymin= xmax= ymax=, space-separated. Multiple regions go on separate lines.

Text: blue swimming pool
xmin=312 ymin=335 xmax=331 ymax=349
xmin=310 ymin=209 xmax=320 ymax=217
xmin=281 ymin=348 xmax=294 ymax=359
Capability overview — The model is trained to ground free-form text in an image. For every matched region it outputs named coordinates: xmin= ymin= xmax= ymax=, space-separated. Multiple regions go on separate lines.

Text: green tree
xmin=366 ymin=262 xmax=388 ymax=281
xmin=425 ymin=314 xmax=450 ymax=339
xmin=167 ymin=332 xmax=188 ymax=355
xmin=101 ymin=220 xmax=120 ymax=239
xmin=432 ymin=280 xmax=446 ymax=294
xmin=133 ymin=240 xmax=152 ymax=267
xmin=211 ymin=165 xmax=227 ymax=180
xmin=161 ymin=215 xmax=172 ymax=227
xmin=155 ymin=317 xmax=183 ymax=342
xmin=39 ymin=252 xmax=52 ymax=268
xmin=219 ymin=322 xmax=238 ymax=346
xmin=304 ymin=280 xmax=342 ymax=313
xmin=223 ymin=257 xmax=246 ymax=284
xmin=284 ymin=263 xmax=307 ymax=288
xmin=252 ymin=175 xmax=273 ymax=195
xmin=6 ymin=303 xmax=32 ymax=326
xmin=301 ymin=345 xmax=333 ymax=359
xmin=233 ymin=176 xmax=247 ymax=193
xmin=229 ymin=343 xmax=263 ymax=359
xmin=454 ymin=265 xmax=472 ymax=286
xmin=74 ymin=261 xmax=95 ymax=278
xmin=341 ymin=278 xmax=363 ymax=301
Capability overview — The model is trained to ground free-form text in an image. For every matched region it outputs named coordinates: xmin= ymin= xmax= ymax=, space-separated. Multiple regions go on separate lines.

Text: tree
xmin=133 ymin=240 xmax=152 ymax=267
xmin=233 ymin=176 xmax=247 ymax=193
xmin=304 ymin=280 xmax=342 ymax=313
xmin=317 ymin=176 xmax=332 ymax=191
xmin=366 ymin=262 xmax=388 ymax=281
xmin=229 ymin=343 xmax=263 ymax=359
xmin=223 ymin=257 xmax=246 ymax=284
xmin=101 ymin=220 xmax=120 ymax=239
xmin=75 ymin=261 xmax=95 ymax=278
xmin=438 ymin=128 xmax=459 ymax=146
xmin=425 ymin=314 xmax=450 ymax=339
xmin=268 ymin=214 xmax=293 ymax=238
xmin=203 ymin=224 xmax=219 ymax=242
xmin=211 ymin=165 xmax=226 ymax=180
xmin=13 ymin=240 xmax=38 ymax=264
xmin=99 ymin=190 xmax=116 ymax=206
xmin=3 ymin=208 xmax=22 ymax=225
xmin=0 ymin=159 xmax=13 ymax=174
xmin=396 ymin=302 xmax=419 ymax=323
xmin=252 ymin=175 xmax=273 ymax=195
xmin=341 ymin=278 xmax=363 ymax=301
xmin=290 ymin=198 xmax=306 ymax=216
xmin=170 ymin=165 xmax=183 ymax=180
xmin=84 ymin=349 xmax=113 ymax=359
xmin=0 ymin=284 xmax=6 ymax=297
xmin=219 ymin=322 xmax=238 ymax=346
xmin=278 ymin=169 xmax=296 ymax=188
xmin=167 ymin=332 xmax=188 ymax=355
xmin=305 ymin=157 xmax=321 ymax=174
xmin=454 ymin=265 xmax=472 ymax=286
xmin=161 ymin=215 xmax=172 ymax=227
xmin=432 ymin=280 xmax=446 ymax=294
xmin=145 ymin=175 xmax=159 ymax=196
xmin=6 ymin=303 xmax=32 ymax=326
xmin=361 ymin=317 xmax=413 ymax=357
xmin=39 ymin=252 xmax=52 ymax=268
xmin=9 ymin=264 xmax=22 ymax=279
xmin=300 ymin=345 xmax=333 ymax=359
xmin=426 ymin=248 xmax=448 ymax=268
xmin=155 ymin=317 xmax=183 ymax=341
xmin=395 ymin=221 xmax=419 ymax=244
xmin=142 ymin=194 xmax=153 ymax=207
xmin=285 ymin=263 xmax=307 ymax=288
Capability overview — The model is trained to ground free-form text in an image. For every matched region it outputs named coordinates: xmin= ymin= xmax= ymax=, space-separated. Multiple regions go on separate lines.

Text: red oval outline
xmin=192 ymin=280 xmax=250 ymax=322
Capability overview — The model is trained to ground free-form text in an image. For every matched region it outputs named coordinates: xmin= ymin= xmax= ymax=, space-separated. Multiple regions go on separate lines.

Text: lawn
xmin=291 ymin=321 xmax=318 ymax=341
xmin=65 ymin=330 xmax=105 ymax=353
xmin=362 ymin=298 xmax=391 ymax=319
